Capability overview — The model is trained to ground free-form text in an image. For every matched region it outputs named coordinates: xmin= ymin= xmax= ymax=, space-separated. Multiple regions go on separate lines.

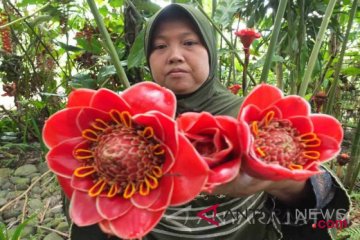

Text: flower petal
xmin=170 ymin=134 xmax=209 ymax=206
xmin=177 ymin=112 xmax=217 ymax=132
xmin=273 ymin=95 xmax=310 ymax=118
xmin=71 ymin=175 xmax=94 ymax=192
xmin=70 ymin=191 xmax=103 ymax=226
xmin=67 ymin=88 xmax=96 ymax=108
xmin=121 ymin=82 xmax=176 ymax=117
xmin=90 ymin=88 xmax=131 ymax=113
xmin=109 ymin=207 xmax=165 ymax=239
xmin=133 ymin=111 xmax=177 ymax=173
xmin=310 ymin=133 xmax=341 ymax=162
xmin=96 ymin=196 xmax=133 ymax=220
xmin=99 ymin=221 xmax=114 ymax=235
xmin=288 ymin=116 xmax=313 ymax=134
xmin=206 ymin=157 xmax=241 ymax=189
xmin=57 ymin=176 xmax=73 ymax=199
xmin=76 ymin=107 xmax=111 ymax=131
xmin=238 ymin=105 xmax=262 ymax=123
xmin=240 ymin=84 xmax=283 ymax=112
xmin=310 ymin=114 xmax=343 ymax=143
xmin=131 ymin=175 xmax=174 ymax=211
xmin=43 ymin=108 xmax=82 ymax=148
xmin=46 ymin=137 xmax=84 ymax=178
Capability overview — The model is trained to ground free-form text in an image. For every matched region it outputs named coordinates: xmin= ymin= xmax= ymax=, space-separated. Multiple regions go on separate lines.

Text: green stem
xmin=325 ymin=0 xmax=357 ymax=114
xmin=196 ymin=4 xmax=256 ymax=86
xmin=86 ymin=0 xmax=130 ymax=89
xmin=259 ymin=0 xmax=288 ymax=83
xmin=298 ymin=0 xmax=337 ymax=97
xmin=0 ymin=2 xmax=50 ymax=29
xmin=345 ymin=117 xmax=360 ymax=192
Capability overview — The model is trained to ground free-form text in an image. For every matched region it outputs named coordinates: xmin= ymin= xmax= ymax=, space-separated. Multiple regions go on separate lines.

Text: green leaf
xmin=341 ymin=67 xmax=360 ymax=76
xmin=97 ymin=65 xmax=116 ymax=84
xmin=29 ymin=15 xmax=53 ymax=26
xmin=11 ymin=214 xmax=36 ymax=240
xmin=56 ymin=41 xmax=83 ymax=52
xmin=0 ymin=222 xmax=8 ymax=240
xmin=109 ymin=0 xmax=123 ymax=7
xmin=127 ymin=29 xmax=145 ymax=69
xmin=71 ymin=73 xmax=97 ymax=89
xmin=99 ymin=6 xmax=109 ymax=16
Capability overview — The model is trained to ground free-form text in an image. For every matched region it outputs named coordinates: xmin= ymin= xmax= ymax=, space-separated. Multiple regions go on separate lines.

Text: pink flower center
xmin=73 ymin=110 xmax=165 ymax=199
xmin=251 ymin=111 xmax=321 ymax=170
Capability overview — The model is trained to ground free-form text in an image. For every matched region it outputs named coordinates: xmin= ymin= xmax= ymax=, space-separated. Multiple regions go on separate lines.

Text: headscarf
xmin=144 ymin=3 xmax=242 ymax=117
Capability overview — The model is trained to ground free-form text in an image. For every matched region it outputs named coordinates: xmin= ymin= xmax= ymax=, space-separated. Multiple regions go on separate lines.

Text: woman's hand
xmin=212 ymin=172 xmax=312 ymax=207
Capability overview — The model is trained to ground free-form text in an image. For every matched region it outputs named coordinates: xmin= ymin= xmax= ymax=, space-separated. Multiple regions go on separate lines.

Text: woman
xmin=70 ymin=3 xmax=350 ymax=240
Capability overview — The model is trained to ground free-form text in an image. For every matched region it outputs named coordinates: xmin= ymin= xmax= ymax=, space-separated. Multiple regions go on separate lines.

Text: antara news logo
xmin=195 ymin=204 xmax=349 ymax=230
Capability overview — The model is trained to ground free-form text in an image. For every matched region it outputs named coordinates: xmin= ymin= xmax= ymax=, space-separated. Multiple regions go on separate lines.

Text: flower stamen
xmin=109 ymin=110 xmax=123 ymax=126
xmin=288 ymin=163 xmax=303 ymax=170
xmin=151 ymin=166 xmax=163 ymax=178
xmin=82 ymin=129 xmax=99 ymax=142
xmin=120 ymin=111 xmax=132 ymax=128
xmin=264 ymin=111 xmax=275 ymax=126
xmin=251 ymin=121 xmax=258 ymax=136
xmin=256 ymin=147 xmax=266 ymax=157
xmin=139 ymin=182 xmax=150 ymax=196
xmin=152 ymin=144 xmax=165 ymax=155
xmin=88 ymin=179 xmax=107 ymax=197
xmin=145 ymin=173 xmax=159 ymax=190
xmin=91 ymin=119 xmax=110 ymax=131
xmin=107 ymin=183 xmax=119 ymax=198
xmin=123 ymin=182 xmax=136 ymax=199
xmin=74 ymin=166 xmax=96 ymax=178
xmin=142 ymin=126 xmax=155 ymax=139
xmin=74 ymin=149 xmax=94 ymax=160
xmin=302 ymin=151 xmax=320 ymax=160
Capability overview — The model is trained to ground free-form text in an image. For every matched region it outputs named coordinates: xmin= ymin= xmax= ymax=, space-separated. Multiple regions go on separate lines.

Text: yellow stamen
xmin=151 ymin=166 xmax=163 ymax=178
xmin=82 ymin=129 xmax=99 ymax=142
xmin=256 ymin=147 xmax=266 ymax=157
xmin=91 ymin=118 xmax=110 ymax=131
xmin=88 ymin=179 xmax=107 ymax=197
xmin=251 ymin=121 xmax=259 ymax=136
xmin=120 ymin=111 xmax=132 ymax=128
xmin=107 ymin=183 xmax=119 ymax=198
xmin=288 ymin=163 xmax=303 ymax=170
xmin=139 ymin=181 xmax=150 ymax=196
xmin=304 ymin=138 xmax=321 ymax=147
xmin=142 ymin=126 xmax=155 ymax=139
xmin=152 ymin=144 xmax=165 ymax=155
xmin=264 ymin=111 xmax=275 ymax=126
xmin=74 ymin=149 xmax=94 ymax=160
xmin=145 ymin=173 xmax=159 ymax=190
xmin=74 ymin=166 xmax=96 ymax=178
xmin=123 ymin=182 xmax=136 ymax=199
xmin=302 ymin=151 xmax=320 ymax=160
xmin=109 ymin=110 xmax=122 ymax=126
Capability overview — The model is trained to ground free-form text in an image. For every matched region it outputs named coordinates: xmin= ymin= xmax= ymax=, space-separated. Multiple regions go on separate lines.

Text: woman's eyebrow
xmin=153 ymin=31 xmax=198 ymax=40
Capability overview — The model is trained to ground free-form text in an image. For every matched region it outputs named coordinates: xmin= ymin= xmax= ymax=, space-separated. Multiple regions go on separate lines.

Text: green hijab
xmin=144 ymin=3 xmax=242 ymax=117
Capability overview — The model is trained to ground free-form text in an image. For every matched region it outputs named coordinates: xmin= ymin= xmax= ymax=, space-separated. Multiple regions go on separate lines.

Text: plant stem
xmin=242 ymin=52 xmax=249 ymax=95
xmin=345 ymin=117 xmax=360 ymax=192
xmin=0 ymin=3 xmax=50 ymax=29
xmin=259 ymin=0 xmax=288 ymax=83
xmin=298 ymin=0 xmax=337 ymax=97
xmin=325 ymin=0 xmax=357 ymax=114
xmin=86 ymin=0 xmax=130 ymax=89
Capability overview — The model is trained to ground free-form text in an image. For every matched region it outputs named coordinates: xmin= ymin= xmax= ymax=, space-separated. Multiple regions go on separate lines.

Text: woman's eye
xmin=153 ymin=44 xmax=167 ymax=50
xmin=184 ymin=41 xmax=198 ymax=46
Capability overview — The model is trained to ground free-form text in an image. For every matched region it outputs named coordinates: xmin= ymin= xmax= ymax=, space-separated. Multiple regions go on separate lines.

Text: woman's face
xmin=149 ymin=19 xmax=210 ymax=95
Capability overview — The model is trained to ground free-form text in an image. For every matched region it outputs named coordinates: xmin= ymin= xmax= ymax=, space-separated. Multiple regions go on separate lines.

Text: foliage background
xmin=0 ymin=0 xmax=359 ymax=239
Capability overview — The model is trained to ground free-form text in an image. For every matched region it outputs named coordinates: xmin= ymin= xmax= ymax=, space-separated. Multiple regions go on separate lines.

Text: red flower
xmin=234 ymin=28 xmax=261 ymax=50
xmin=228 ymin=84 xmax=242 ymax=95
xmin=238 ymin=84 xmax=343 ymax=181
xmin=42 ymin=82 xmax=209 ymax=239
xmin=177 ymin=112 xmax=250 ymax=192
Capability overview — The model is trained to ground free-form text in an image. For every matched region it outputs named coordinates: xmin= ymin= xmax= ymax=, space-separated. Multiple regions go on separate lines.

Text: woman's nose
xmin=168 ymin=46 xmax=184 ymax=64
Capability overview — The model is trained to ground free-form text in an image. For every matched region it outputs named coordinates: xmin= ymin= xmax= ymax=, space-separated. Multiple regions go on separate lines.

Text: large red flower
xmin=177 ymin=112 xmax=250 ymax=192
xmin=238 ymin=84 xmax=343 ymax=181
xmin=42 ymin=82 xmax=209 ymax=239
